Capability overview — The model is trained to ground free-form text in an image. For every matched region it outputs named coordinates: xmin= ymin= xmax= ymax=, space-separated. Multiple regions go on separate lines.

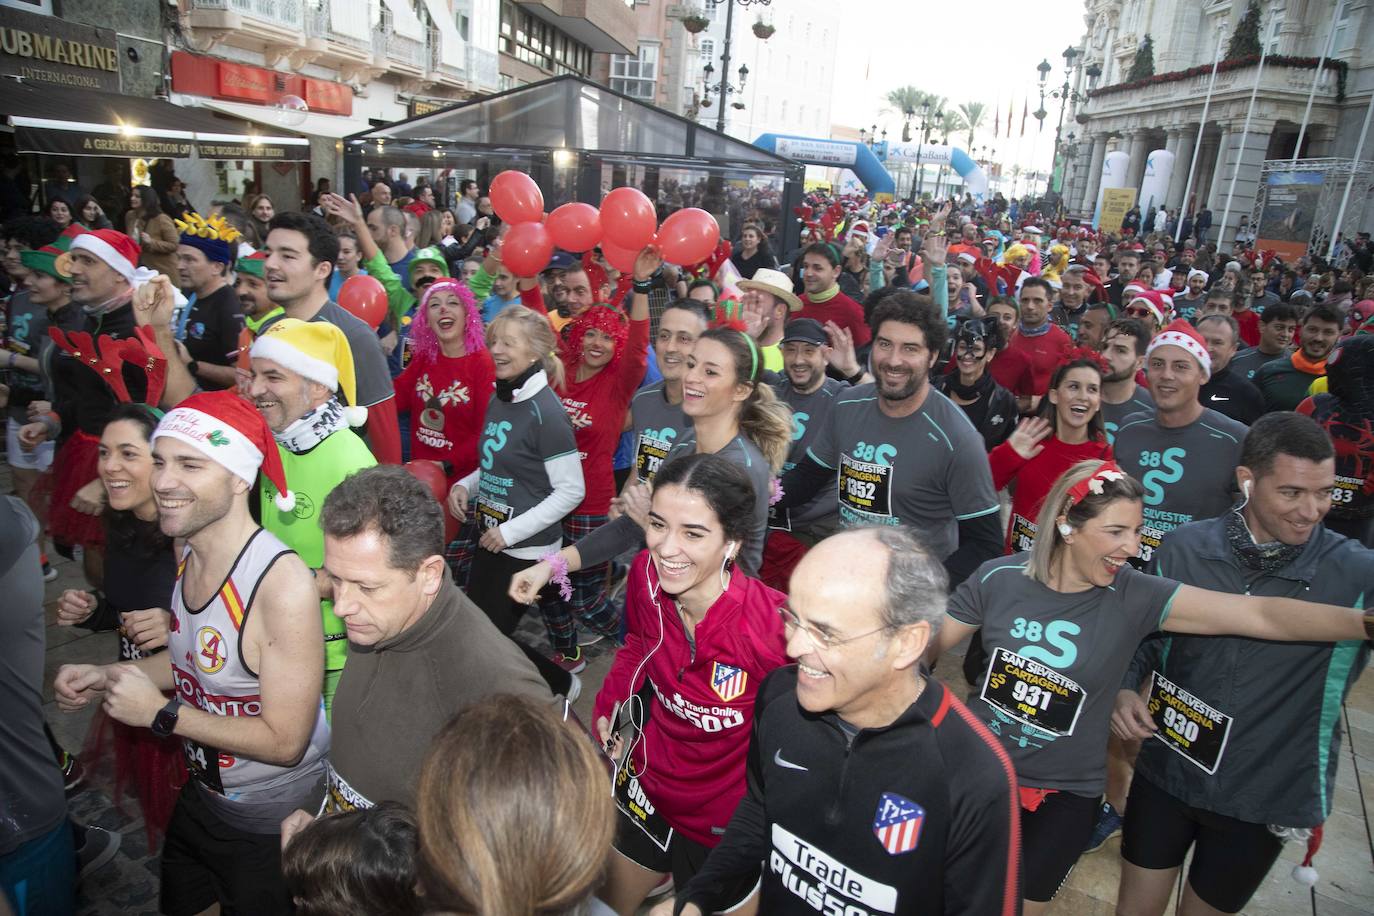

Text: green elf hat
xmin=236 ymin=251 xmax=268 ymax=279
xmin=19 ymin=224 xmax=86 ymax=282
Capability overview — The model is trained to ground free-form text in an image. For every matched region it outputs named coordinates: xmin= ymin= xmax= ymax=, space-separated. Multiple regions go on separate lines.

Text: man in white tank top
xmin=54 ymin=390 xmax=327 ymax=916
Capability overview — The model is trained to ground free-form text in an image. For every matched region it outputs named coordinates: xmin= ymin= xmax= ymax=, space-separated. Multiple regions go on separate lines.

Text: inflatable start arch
xmin=753 ymin=133 xmax=989 ymax=200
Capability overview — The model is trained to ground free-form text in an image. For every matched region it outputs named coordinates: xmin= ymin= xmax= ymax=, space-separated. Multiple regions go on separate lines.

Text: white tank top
xmin=169 ymin=527 xmax=330 ymax=799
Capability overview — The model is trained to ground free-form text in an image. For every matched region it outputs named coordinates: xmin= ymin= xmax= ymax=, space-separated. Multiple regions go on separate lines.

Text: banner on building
xmin=0 ymin=5 xmax=119 ymax=92
xmin=1257 ymin=171 xmax=1324 ymax=261
xmin=1099 ymin=188 xmax=1137 ymax=234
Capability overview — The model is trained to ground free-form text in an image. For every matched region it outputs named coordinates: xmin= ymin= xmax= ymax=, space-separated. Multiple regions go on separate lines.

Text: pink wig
xmin=410 ymin=279 xmax=484 ymax=362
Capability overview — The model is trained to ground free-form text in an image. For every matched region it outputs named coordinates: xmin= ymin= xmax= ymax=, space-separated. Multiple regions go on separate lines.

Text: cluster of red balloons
xmin=487 ymin=169 xmax=721 ymax=277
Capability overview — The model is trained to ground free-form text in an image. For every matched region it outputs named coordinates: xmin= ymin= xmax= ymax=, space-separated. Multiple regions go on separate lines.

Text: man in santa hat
xmin=16 ymin=229 xmax=184 ymax=579
xmin=53 ymin=390 xmax=328 ymax=916
xmin=249 ymin=318 xmax=377 ymax=714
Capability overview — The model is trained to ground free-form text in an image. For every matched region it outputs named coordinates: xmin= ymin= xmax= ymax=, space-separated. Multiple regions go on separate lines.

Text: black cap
xmin=781 ymin=318 xmax=827 ymax=346
xmin=544 ymin=250 xmax=578 ymax=272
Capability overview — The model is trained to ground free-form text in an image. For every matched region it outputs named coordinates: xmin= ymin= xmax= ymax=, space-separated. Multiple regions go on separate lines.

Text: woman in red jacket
xmin=592 ymin=452 xmax=787 ymax=915
xmin=542 ymin=254 xmax=651 ymax=670
xmin=990 ymin=349 xmax=1113 ymax=552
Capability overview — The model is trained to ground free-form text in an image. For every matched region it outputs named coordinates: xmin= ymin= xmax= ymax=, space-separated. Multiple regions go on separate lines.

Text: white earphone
xmin=1243 ymin=479 xmax=1252 ymax=499
xmin=1058 ymin=523 xmax=1073 ymax=537
xmin=725 ymin=540 xmax=737 ymax=560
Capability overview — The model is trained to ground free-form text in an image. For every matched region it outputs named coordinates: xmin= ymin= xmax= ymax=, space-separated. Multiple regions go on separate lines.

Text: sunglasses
xmin=1125 ymin=306 xmax=1155 ymax=319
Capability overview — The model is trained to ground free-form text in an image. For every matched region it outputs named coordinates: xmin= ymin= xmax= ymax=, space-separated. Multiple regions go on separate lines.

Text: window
xmin=610 ymin=43 xmax=659 ymax=100
xmin=780 ymin=100 xmax=788 ymax=121
xmin=1266 ymin=9 xmax=1284 ymax=54
xmin=700 ymin=38 xmax=714 ymax=59
xmin=1334 ymin=0 xmax=1353 ymax=50
xmin=499 ymin=3 xmax=592 ymax=75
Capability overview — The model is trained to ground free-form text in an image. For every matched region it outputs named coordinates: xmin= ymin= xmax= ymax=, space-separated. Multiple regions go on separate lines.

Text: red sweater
xmin=1000 ymin=324 xmax=1075 ymax=397
xmin=593 ymin=552 xmax=788 ymax=846
xmin=393 ymin=350 xmax=496 ymax=485
xmin=798 ymin=288 xmax=871 ymax=345
xmin=990 ymin=434 xmax=1113 ymax=552
xmin=1234 ymin=308 xmax=1260 ymax=348
xmin=557 ymin=317 xmax=649 ymax=515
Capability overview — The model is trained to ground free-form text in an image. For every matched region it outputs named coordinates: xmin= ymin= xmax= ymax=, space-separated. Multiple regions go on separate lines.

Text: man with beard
xmin=1050 ymin=264 xmax=1092 ymax=340
xmin=1173 ymin=269 xmax=1210 ymax=323
xmin=795 ymin=242 xmax=871 ymax=347
xmin=739 ymin=267 xmax=803 ymax=372
xmin=262 ymin=212 xmax=399 ymax=463
xmin=1113 ymin=413 xmax=1372 ymax=916
xmin=249 ymin=318 xmax=377 ymax=714
xmin=230 ymin=253 xmax=284 ymax=381
xmin=174 ymin=215 xmax=244 ymax=389
xmin=774 ymin=292 xmax=1002 ymax=585
xmin=1097 ymin=318 xmax=1155 ymax=444
xmin=53 ymin=390 xmax=327 ymax=915
xmin=1076 ymin=300 xmax=1116 ymax=351
xmin=16 ymin=229 xmax=183 ymax=575
xmin=1196 ymin=314 xmax=1264 ymax=424
xmin=760 ymin=318 xmax=855 ymax=591
xmin=1109 ymin=249 xmax=1142 ymax=307
xmin=1255 ymin=302 xmax=1343 ymax=412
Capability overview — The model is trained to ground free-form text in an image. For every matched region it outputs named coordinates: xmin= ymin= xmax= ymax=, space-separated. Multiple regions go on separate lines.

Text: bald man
xmin=660 ymin=528 xmax=1020 ymax=916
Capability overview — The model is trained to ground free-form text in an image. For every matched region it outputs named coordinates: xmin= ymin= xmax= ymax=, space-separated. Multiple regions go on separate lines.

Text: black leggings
xmin=464 ymin=548 xmax=573 ymax=697
xmin=1020 ymin=790 xmax=1100 ymax=902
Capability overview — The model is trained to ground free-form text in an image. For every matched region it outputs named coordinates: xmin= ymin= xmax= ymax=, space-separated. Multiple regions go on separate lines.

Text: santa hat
xmin=1147 ymin=318 xmax=1211 ymax=379
xmin=250 ymin=318 xmax=367 ymax=426
xmin=71 ymin=229 xmax=142 ymax=284
xmin=1187 ymin=268 xmax=1209 ymax=283
xmin=236 ymin=251 xmax=268 ymax=279
xmin=1126 ymin=288 xmax=1167 ymax=325
xmin=152 ymin=390 xmax=295 ymax=511
xmin=848 ymin=220 xmax=871 ymax=240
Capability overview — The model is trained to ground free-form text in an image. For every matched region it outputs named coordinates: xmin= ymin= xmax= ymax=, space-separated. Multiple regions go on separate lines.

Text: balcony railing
xmin=373 ymin=27 xmax=427 ymax=69
xmin=191 ymin=0 xmax=304 ymax=30
xmin=304 ymin=0 xmax=374 ymax=52
xmin=467 ymin=45 xmax=498 ymax=90
xmin=428 ymin=27 xmax=465 ymax=80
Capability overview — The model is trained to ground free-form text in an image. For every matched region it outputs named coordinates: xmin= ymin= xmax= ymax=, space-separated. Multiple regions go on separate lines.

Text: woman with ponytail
xmin=509 ymin=315 xmax=793 ymax=604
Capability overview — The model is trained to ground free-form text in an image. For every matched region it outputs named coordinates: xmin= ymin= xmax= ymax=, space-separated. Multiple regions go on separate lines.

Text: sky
xmin=831 ymin=0 xmax=1090 ymax=174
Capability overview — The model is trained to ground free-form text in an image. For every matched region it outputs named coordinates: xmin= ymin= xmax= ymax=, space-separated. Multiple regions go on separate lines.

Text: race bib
xmin=118 ymin=626 xmax=147 ymax=662
xmin=839 ymin=454 xmax=892 ymax=518
xmin=768 ymin=504 xmax=792 ymax=532
xmin=182 ymin=738 xmax=226 ymax=793
xmin=1133 ymin=523 xmax=1166 ymax=568
xmin=475 ymin=495 xmax=512 ymax=530
xmin=981 ymin=647 xmax=1086 ymax=737
xmin=614 ymin=761 xmax=674 ymax=851
xmin=1009 ymin=513 xmax=1038 ymax=552
xmin=323 ymin=762 xmax=374 ymax=814
xmin=635 ymin=432 xmax=672 ymax=482
xmin=1332 ymin=474 xmax=1363 ymax=507
xmin=1146 ymin=671 xmax=1233 ymax=775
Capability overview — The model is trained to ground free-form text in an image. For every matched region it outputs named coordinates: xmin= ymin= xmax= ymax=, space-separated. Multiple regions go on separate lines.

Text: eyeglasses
xmin=1125 ymin=307 xmax=1154 ymax=319
xmin=777 ymin=605 xmax=887 ymax=651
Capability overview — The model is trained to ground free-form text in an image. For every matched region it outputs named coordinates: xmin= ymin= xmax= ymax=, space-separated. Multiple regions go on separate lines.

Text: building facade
xmin=1070 ymin=0 xmax=1369 ymax=246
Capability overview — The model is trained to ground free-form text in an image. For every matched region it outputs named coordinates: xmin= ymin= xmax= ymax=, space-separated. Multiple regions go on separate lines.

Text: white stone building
xmin=1070 ymin=0 xmax=1369 ymax=246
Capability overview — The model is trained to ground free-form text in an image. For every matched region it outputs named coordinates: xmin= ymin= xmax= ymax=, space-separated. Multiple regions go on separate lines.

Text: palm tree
xmin=957 ymin=101 xmax=987 ymax=150
xmin=885 ymin=86 xmax=924 ymax=142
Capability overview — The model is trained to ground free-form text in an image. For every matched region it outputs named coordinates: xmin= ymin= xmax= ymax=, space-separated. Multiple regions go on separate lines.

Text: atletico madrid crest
xmin=710 ymin=661 xmax=747 ymax=702
xmin=873 ymin=792 xmax=924 ymax=855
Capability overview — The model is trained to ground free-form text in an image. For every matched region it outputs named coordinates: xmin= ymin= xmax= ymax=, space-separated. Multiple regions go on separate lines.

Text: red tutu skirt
xmin=46 ymin=430 xmax=105 ymax=549
xmin=81 ymin=705 xmax=187 ymax=849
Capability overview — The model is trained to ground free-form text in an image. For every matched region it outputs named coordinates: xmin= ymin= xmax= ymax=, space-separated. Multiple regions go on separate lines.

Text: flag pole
xmin=1292 ymin=13 xmax=1339 ymax=164
xmin=1327 ymin=86 xmax=1374 ymax=259
xmin=1218 ymin=15 xmax=1270 ymax=250
xmin=1176 ymin=28 xmax=1225 ymax=244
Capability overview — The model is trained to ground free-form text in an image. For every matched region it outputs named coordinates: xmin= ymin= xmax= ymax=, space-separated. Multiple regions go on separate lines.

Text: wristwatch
xmin=151 ymin=698 xmax=181 ymax=738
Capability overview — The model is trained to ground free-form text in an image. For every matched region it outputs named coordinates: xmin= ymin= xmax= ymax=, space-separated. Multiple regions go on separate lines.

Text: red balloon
xmin=601 ymin=186 xmax=657 ymax=251
xmin=403 ymin=461 xmax=459 ymax=543
xmin=502 ymin=221 xmax=554 ymax=278
xmin=657 ymin=208 xmax=720 ymax=267
xmin=338 ymin=275 xmax=387 ymax=330
xmin=546 ymin=202 xmax=603 ymax=252
xmin=489 ymin=170 xmax=544 ymax=224
xmin=599 ymin=240 xmax=640 ymax=274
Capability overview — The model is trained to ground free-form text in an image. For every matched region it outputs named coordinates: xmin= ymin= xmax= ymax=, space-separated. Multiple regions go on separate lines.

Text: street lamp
xmin=690 ymin=0 xmax=772 ymax=133
xmin=911 ymin=99 xmax=942 ymax=203
xmin=701 ymin=59 xmax=750 ymax=113
xmin=858 ymin=125 xmax=887 ymax=150
xmin=1037 ymin=44 xmax=1088 ymax=210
